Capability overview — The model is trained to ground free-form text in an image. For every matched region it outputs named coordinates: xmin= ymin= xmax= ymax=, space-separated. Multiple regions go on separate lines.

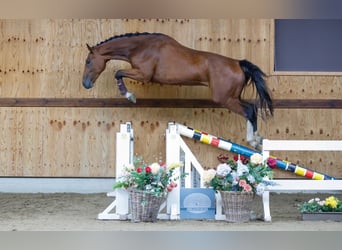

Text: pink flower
xmin=267 ymin=158 xmax=277 ymax=169
xmin=169 ymin=182 xmax=177 ymax=188
xmin=145 ymin=166 xmax=152 ymax=173
xmin=243 ymin=184 xmax=252 ymax=192
xmin=239 ymin=179 xmax=247 ymax=187
xmin=136 ymin=167 xmax=142 ymax=173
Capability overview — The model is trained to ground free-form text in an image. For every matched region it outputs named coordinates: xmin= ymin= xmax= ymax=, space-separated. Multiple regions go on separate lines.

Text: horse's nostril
xmin=83 ymin=79 xmax=93 ymax=89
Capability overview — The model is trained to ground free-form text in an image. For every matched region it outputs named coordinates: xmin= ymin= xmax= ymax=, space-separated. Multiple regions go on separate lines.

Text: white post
xmin=261 ymin=142 xmax=271 ymax=221
xmin=97 ymin=122 xmax=134 ymax=220
xmin=166 ymin=122 xmax=181 ymax=220
xmin=115 ymin=122 xmax=133 ymax=215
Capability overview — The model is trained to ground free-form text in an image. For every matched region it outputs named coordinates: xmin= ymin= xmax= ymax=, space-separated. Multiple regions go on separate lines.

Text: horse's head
xmin=82 ymin=44 xmax=107 ymax=89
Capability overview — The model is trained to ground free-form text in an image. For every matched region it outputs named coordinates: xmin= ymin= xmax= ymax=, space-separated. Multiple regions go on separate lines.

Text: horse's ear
xmin=86 ymin=43 xmax=93 ymax=53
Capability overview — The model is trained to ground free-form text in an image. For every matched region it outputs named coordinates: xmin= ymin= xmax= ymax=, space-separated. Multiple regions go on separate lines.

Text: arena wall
xmin=0 ymin=19 xmax=340 ymax=178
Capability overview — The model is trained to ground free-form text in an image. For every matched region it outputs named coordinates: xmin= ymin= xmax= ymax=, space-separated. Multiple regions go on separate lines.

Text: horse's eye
xmin=86 ymin=59 xmax=91 ymax=65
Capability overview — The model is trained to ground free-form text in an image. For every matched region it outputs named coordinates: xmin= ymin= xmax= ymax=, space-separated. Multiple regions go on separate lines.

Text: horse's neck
xmin=97 ymin=38 xmax=141 ymax=60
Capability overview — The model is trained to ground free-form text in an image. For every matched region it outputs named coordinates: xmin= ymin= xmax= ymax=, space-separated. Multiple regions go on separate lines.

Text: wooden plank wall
xmin=0 ymin=19 xmax=341 ymax=178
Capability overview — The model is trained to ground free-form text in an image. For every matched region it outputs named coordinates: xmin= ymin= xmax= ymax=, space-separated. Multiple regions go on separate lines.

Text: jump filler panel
xmin=180 ymin=188 xmax=216 ymax=220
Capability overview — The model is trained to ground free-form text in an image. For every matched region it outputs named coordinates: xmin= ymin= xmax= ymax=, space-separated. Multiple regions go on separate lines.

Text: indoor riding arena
xmin=0 ymin=19 xmax=341 ymax=231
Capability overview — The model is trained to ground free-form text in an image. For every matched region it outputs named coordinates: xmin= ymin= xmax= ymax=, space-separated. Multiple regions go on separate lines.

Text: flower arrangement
xmin=202 ymin=153 xmax=275 ymax=195
xmin=298 ymin=196 xmax=342 ymax=213
xmin=113 ymin=155 xmax=184 ymax=197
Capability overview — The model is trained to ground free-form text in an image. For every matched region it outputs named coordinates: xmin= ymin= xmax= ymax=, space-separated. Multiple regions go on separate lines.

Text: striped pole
xmin=176 ymin=123 xmax=336 ymax=180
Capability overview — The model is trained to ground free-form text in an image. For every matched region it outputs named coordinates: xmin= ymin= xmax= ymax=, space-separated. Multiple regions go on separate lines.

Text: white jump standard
xmin=97 ymin=122 xmax=134 ymax=220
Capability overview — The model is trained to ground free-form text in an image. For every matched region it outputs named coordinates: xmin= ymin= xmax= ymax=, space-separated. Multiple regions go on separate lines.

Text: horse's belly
xmin=152 ymin=75 xmax=208 ymax=86
xmin=152 ymin=67 xmax=208 ymax=86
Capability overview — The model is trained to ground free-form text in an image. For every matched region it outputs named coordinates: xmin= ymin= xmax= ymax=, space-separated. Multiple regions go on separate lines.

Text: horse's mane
xmin=94 ymin=32 xmax=163 ymax=47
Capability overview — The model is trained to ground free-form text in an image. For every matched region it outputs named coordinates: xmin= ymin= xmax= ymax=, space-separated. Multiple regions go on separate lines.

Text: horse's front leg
xmin=116 ymin=78 xmax=136 ymax=103
xmin=115 ymin=71 xmax=136 ymax=103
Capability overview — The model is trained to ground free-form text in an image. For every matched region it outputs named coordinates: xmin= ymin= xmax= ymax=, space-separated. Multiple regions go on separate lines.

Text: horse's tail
xmin=239 ymin=59 xmax=274 ymax=118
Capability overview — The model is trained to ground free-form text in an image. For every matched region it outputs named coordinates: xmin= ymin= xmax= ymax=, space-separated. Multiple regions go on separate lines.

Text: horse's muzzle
xmin=82 ymin=78 xmax=93 ymax=89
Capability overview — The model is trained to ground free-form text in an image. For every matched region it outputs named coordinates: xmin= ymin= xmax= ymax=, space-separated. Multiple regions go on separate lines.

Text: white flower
xmin=202 ymin=169 xmax=217 ymax=183
xmin=263 ymin=176 xmax=270 ymax=181
xmin=150 ymin=162 xmax=161 ymax=174
xmin=231 ymin=172 xmax=239 ymax=185
xmin=250 ymin=153 xmax=263 ymax=165
xmin=167 ymin=162 xmax=183 ymax=170
xmin=247 ymin=174 xmax=255 ymax=183
xmin=237 ymin=161 xmax=249 ymax=176
xmin=256 ymin=183 xmax=266 ymax=195
xmin=314 ymin=197 xmax=320 ymax=202
xmin=318 ymin=200 xmax=325 ymax=206
xmin=124 ymin=164 xmax=134 ymax=171
xmin=120 ymin=164 xmax=135 ymax=176
xmin=216 ymin=163 xmax=231 ymax=177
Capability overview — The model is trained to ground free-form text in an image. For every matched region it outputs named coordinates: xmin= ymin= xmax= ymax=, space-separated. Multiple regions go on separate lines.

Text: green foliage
xmin=203 ymin=153 xmax=274 ymax=195
xmin=298 ymin=196 xmax=342 ymax=213
xmin=113 ymin=155 xmax=185 ymax=197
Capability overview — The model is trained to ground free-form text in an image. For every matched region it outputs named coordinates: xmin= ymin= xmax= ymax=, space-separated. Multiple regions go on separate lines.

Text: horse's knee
xmin=115 ymin=70 xmax=125 ymax=80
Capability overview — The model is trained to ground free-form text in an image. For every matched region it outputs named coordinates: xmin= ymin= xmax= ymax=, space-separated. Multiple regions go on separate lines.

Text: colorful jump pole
xmin=175 ymin=123 xmax=336 ymax=180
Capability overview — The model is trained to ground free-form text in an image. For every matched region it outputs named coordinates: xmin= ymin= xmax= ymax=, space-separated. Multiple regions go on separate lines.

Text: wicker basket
xmin=220 ymin=191 xmax=254 ymax=223
xmin=129 ymin=189 xmax=166 ymax=222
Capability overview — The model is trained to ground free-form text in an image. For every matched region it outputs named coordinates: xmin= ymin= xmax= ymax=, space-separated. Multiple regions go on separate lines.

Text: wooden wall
xmin=0 ymin=19 xmax=341 ymax=178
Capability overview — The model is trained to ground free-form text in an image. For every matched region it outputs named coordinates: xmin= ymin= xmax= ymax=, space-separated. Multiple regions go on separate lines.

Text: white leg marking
xmin=125 ymin=92 xmax=136 ymax=103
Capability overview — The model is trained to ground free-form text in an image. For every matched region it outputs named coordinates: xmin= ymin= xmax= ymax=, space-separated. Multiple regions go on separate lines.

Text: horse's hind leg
xmin=244 ymin=102 xmax=262 ymax=149
xmin=246 ymin=120 xmax=263 ymax=149
xmin=218 ymin=97 xmax=259 ymax=148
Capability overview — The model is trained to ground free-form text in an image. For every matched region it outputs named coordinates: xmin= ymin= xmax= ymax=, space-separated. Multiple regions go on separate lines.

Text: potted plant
xmin=202 ymin=153 xmax=275 ymax=222
xmin=298 ymin=196 xmax=342 ymax=221
xmin=113 ymin=155 xmax=184 ymax=222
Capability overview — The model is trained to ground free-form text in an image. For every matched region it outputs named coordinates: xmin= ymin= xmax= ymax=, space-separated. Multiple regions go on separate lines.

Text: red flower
xmin=136 ymin=167 xmax=142 ymax=173
xmin=267 ymin=158 xmax=277 ymax=169
xmin=145 ymin=166 xmax=152 ymax=173
xmin=217 ymin=154 xmax=229 ymax=163
xmin=233 ymin=155 xmax=249 ymax=164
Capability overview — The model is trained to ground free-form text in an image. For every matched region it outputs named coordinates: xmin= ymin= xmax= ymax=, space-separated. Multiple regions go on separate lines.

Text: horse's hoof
xmin=256 ymin=136 xmax=263 ymax=144
xmin=253 ymin=132 xmax=263 ymax=143
xmin=126 ymin=92 xmax=136 ymax=103
xmin=248 ymin=140 xmax=257 ymax=148
xmin=254 ymin=144 xmax=262 ymax=151
xmin=248 ymin=140 xmax=261 ymax=151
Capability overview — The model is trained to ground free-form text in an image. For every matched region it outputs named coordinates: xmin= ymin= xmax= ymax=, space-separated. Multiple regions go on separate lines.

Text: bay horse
xmin=82 ymin=32 xmax=273 ymax=148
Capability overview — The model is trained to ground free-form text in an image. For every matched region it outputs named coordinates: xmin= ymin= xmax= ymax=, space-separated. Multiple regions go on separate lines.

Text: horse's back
xmin=133 ymin=33 xmax=244 ymax=86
